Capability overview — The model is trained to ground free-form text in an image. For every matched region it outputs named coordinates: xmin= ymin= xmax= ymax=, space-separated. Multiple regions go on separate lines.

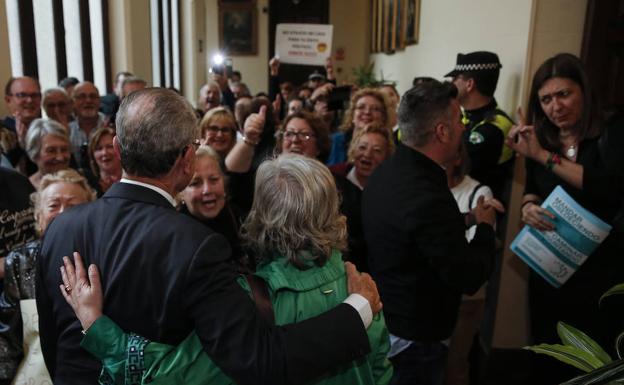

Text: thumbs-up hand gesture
xmin=243 ymin=105 xmax=266 ymax=146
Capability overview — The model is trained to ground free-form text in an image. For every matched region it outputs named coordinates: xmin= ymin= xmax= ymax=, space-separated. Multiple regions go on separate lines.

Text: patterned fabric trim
xmin=453 ymin=63 xmax=500 ymax=71
xmin=126 ymin=333 xmax=150 ymax=385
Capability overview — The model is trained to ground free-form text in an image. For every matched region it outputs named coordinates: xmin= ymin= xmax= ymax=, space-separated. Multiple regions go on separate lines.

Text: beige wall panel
xmin=0 ymin=0 xmax=11 ymax=116
xmin=329 ymin=0 xmax=370 ymax=85
xmin=108 ymin=0 xmax=152 ymax=86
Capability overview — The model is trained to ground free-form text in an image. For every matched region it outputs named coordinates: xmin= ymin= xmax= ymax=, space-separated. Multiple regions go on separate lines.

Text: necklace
xmin=566 ymin=144 xmax=577 ymax=159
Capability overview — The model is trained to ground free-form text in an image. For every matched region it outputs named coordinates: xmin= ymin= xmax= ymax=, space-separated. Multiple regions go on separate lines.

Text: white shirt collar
xmin=346 ymin=167 xmax=364 ymax=191
xmin=120 ymin=178 xmax=177 ymax=207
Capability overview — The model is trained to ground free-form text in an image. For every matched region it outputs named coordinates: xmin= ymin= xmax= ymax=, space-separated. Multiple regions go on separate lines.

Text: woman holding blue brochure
xmin=507 ymin=53 xmax=624 ymax=385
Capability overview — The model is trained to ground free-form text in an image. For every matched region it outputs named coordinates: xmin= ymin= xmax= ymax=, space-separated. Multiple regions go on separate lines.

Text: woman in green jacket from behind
xmin=60 ymin=154 xmax=392 ymax=385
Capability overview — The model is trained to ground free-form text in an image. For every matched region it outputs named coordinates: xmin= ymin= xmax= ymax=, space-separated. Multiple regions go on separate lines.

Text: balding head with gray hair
xmin=115 ymin=88 xmax=199 ymax=177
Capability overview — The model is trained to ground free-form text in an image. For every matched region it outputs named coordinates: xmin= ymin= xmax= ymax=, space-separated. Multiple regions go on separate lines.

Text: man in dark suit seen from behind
xmin=36 ymin=87 xmax=380 ymax=385
xmin=362 ymin=81 xmax=500 ymax=385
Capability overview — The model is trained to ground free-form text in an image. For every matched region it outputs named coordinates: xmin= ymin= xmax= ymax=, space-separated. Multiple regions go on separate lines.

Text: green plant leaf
xmin=524 ymin=344 xmax=604 ymax=372
xmin=599 ymin=283 xmax=624 ymax=306
xmin=558 ymin=322 xmax=612 ymax=366
xmin=616 ymin=331 xmax=624 ymax=360
xmin=561 ymin=358 xmax=624 ymax=385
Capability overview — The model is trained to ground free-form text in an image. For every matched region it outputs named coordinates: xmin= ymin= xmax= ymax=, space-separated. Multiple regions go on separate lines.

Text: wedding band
xmin=65 ymin=285 xmax=72 ymax=293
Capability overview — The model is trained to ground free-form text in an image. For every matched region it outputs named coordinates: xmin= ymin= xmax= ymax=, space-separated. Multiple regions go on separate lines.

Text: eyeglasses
xmin=44 ymin=102 xmax=69 ymax=109
xmin=355 ymin=104 xmax=383 ymax=114
xmin=283 ymin=131 xmax=316 ymax=141
xmin=206 ymin=126 xmax=233 ymax=135
xmin=74 ymin=93 xmax=100 ymax=101
xmin=9 ymin=92 xmax=41 ymax=100
xmin=179 ymin=139 xmax=201 ymax=157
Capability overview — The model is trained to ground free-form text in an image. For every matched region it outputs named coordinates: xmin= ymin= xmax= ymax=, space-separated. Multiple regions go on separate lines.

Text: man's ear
xmin=182 ymin=145 xmax=195 ymax=175
xmin=465 ymin=77 xmax=476 ymax=93
xmin=112 ymin=135 xmax=122 ymax=160
xmin=433 ymin=121 xmax=450 ymax=144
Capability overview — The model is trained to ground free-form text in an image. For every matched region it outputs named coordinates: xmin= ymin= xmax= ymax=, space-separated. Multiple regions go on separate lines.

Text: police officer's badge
xmin=469 ymin=131 xmax=485 ymax=144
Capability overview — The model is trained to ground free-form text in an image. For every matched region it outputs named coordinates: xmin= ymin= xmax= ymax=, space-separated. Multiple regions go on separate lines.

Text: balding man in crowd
xmin=36 ymin=88 xmax=379 ymax=385
xmin=2 ymin=77 xmax=41 ymax=174
xmin=362 ymin=81 xmax=500 ymax=385
xmin=69 ymin=82 xmax=105 ymax=168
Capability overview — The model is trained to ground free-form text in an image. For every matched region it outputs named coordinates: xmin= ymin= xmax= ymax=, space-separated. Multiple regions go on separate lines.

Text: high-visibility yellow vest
xmin=463 ymin=107 xmax=514 ymax=164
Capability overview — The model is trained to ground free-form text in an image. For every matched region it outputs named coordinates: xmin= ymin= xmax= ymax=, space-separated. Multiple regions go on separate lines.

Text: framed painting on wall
xmin=219 ymin=4 xmax=258 ymax=55
xmin=403 ymin=0 xmax=421 ymax=45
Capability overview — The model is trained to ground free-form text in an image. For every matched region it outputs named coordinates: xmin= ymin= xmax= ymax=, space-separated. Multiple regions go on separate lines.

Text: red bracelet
xmin=546 ymin=152 xmax=561 ymax=171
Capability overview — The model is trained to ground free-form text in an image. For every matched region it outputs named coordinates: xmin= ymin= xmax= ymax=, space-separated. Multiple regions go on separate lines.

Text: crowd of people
xmin=0 ymin=50 xmax=622 ymax=385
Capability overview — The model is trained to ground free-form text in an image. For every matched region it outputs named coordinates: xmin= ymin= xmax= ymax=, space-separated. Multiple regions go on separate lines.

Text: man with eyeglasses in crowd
xmin=69 ymin=81 xmax=105 ymax=169
xmin=2 ymin=77 xmax=42 ymax=175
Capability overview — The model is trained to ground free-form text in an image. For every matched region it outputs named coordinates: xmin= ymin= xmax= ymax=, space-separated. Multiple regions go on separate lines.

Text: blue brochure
xmin=511 ymin=186 xmax=612 ymax=288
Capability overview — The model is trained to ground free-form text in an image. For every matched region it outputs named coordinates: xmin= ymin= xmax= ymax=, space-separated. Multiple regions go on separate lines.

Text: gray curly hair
xmin=241 ymin=154 xmax=347 ymax=268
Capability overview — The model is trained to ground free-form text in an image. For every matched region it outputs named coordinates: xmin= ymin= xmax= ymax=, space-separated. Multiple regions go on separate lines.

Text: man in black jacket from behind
xmin=362 ymin=81 xmax=499 ymax=385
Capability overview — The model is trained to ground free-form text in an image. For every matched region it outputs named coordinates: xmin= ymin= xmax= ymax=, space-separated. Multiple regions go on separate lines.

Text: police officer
xmin=446 ymin=51 xmax=514 ymax=202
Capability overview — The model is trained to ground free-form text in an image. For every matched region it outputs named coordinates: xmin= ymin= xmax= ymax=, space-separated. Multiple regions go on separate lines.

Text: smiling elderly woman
xmin=0 ymin=169 xmax=95 ymax=384
xmin=275 ymin=111 xmax=330 ymax=161
xmin=25 ymin=118 xmax=72 ymax=189
xmin=56 ymin=154 xmax=392 ymax=385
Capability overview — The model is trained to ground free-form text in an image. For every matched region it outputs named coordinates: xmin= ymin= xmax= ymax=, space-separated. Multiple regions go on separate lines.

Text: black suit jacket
xmin=36 ymin=182 xmax=369 ymax=385
xmin=362 ymin=144 xmax=496 ymax=342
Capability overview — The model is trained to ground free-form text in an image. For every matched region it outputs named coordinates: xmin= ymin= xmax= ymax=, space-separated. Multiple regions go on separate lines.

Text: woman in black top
xmin=508 ymin=53 xmax=624 ymax=384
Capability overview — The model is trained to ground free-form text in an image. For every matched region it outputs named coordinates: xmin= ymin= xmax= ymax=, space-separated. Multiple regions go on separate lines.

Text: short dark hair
xmin=412 ymin=77 xmax=439 ymax=87
xmin=460 ymin=70 xmax=499 ymax=97
xmin=527 ymin=53 xmax=600 ymax=152
xmin=58 ymin=77 xmax=80 ymax=89
xmin=398 ymin=81 xmax=458 ymax=147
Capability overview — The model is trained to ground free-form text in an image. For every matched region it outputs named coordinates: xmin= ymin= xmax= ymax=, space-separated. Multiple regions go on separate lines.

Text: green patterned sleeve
xmin=79 ymin=315 xmax=131 ymax=384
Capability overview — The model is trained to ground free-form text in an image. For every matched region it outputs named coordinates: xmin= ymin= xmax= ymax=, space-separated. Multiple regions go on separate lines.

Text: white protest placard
xmin=275 ymin=24 xmax=333 ymax=66
xmin=511 ymin=186 xmax=612 ymax=288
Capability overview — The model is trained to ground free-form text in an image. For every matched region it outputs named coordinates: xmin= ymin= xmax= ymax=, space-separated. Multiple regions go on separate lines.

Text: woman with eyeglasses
xmin=326 ymin=88 xmax=394 ymax=166
xmin=275 ymin=111 xmax=330 ymax=161
xmin=200 ymin=107 xmax=238 ymax=159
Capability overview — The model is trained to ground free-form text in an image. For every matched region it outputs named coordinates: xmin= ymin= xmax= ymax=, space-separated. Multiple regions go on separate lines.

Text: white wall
xmin=371 ymin=0 xmax=533 ymax=115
